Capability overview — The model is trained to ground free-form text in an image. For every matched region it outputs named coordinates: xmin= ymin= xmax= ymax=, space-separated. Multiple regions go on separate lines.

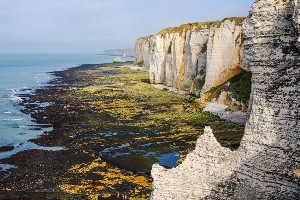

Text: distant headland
xmin=99 ymin=49 xmax=135 ymax=57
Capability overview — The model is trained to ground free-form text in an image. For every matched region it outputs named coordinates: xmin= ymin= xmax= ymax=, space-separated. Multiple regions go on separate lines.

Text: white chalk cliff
xmin=135 ymin=18 xmax=244 ymax=96
xmin=150 ymin=0 xmax=300 ymax=199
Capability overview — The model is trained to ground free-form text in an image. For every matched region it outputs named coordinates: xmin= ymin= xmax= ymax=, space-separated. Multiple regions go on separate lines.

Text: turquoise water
xmin=0 ymin=54 xmax=133 ymax=162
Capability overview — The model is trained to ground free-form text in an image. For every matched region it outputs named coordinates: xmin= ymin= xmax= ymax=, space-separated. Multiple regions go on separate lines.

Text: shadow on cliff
xmin=204 ymin=1 xmax=300 ymax=199
xmin=150 ymin=1 xmax=300 ymax=199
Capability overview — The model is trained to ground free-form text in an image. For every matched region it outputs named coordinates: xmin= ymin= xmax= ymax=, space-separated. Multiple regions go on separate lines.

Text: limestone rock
xmin=202 ymin=20 xmax=242 ymax=93
xmin=135 ymin=18 xmax=244 ymax=95
xmin=150 ymin=0 xmax=300 ymax=199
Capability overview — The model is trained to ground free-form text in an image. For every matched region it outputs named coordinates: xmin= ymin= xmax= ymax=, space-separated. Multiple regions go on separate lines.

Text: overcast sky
xmin=0 ymin=0 xmax=255 ymax=54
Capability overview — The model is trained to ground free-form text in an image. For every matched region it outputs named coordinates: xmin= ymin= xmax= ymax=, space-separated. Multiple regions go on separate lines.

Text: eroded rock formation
xmin=135 ymin=18 xmax=245 ymax=96
xmin=151 ymin=0 xmax=300 ymax=199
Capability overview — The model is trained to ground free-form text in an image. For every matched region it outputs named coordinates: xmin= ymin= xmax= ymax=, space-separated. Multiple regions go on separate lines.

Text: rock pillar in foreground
xmin=151 ymin=0 xmax=300 ymax=199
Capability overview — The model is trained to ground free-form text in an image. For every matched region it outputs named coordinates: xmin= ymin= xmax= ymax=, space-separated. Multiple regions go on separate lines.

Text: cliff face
xmin=135 ymin=18 xmax=244 ymax=95
xmin=151 ymin=0 xmax=300 ymax=199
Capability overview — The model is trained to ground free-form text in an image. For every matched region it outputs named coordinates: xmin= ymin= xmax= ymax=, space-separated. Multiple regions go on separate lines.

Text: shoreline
xmin=0 ymin=62 xmax=245 ymax=199
xmin=203 ymin=103 xmax=248 ymax=124
xmin=96 ymin=54 xmax=135 ymax=58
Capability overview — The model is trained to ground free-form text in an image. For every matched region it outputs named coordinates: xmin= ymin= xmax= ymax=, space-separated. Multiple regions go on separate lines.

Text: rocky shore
xmin=0 ymin=62 xmax=244 ymax=199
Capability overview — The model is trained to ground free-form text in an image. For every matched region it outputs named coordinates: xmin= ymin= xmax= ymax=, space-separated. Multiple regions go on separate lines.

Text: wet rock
xmin=0 ymin=146 xmax=14 ymax=153
xmin=0 ymin=149 xmax=48 ymax=165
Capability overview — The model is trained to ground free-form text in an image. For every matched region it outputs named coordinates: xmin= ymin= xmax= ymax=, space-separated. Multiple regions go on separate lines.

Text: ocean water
xmin=0 ymin=54 xmax=133 ymax=163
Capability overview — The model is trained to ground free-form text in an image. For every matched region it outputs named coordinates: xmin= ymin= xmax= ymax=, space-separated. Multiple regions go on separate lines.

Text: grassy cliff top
xmin=158 ymin=17 xmax=246 ymax=36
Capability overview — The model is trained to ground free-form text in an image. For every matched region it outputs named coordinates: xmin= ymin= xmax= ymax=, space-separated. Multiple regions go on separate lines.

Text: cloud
xmin=0 ymin=0 xmax=255 ymax=53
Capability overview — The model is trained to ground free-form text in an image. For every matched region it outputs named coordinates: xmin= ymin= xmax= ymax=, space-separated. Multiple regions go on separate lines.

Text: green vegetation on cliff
xmin=158 ymin=17 xmax=246 ymax=36
xmin=203 ymin=70 xmax=252 ymax=112
xmin=206 ymin=70 xmax=252 ymax=102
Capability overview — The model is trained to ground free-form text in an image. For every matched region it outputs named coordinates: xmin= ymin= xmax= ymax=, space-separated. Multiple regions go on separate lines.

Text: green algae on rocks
xmin=0 ymin=62 xmax=245 ymax=199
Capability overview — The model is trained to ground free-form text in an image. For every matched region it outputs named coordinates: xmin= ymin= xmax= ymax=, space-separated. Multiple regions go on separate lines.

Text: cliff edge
xmin=135 ymin=18 xmax=245 ymax=95
xmin=151 ymin=0 xmax=300 ymax=199
xmin=135 ymin=18 xmax=251 ymax=113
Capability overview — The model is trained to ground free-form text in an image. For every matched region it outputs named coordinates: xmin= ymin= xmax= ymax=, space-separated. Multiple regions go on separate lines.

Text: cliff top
xmin=158 ymin=17 xmax=245 ymax=36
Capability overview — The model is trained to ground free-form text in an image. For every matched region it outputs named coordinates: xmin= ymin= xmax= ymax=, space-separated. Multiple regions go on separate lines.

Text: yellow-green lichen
xmin=158 ymin=17 xmax=246 ymax=36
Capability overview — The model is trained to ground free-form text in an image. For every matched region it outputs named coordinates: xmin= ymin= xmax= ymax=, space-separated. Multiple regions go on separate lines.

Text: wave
xmin=2 ymin=118 xmax=23 ymax=121
xmin=8 ymin=91 xmax=23 ymax=104
xmin=0 ymin=142 xmax=63 ymax=160
xmin=0 ymin=164 xmax=17 ymax=171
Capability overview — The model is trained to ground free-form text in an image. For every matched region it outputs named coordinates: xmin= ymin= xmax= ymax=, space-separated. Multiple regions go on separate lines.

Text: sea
xmin=0 ymin=54 xmax=133 ymax=169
